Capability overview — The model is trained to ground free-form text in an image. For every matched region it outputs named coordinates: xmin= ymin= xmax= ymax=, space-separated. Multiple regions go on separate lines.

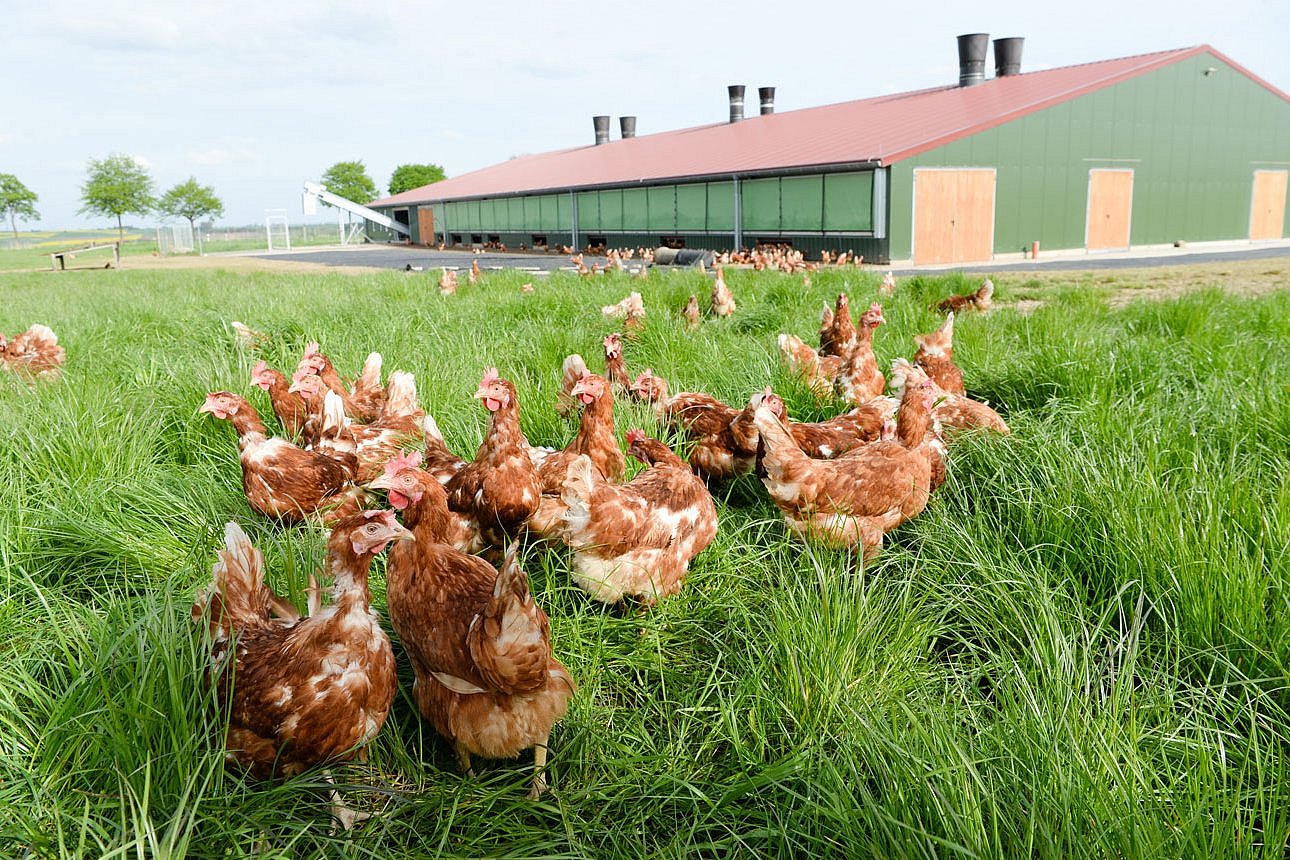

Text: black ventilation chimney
xmin=758 ymin=86 xmax=776 ymax=115
xmin=592 ymin=115 xmax=610 ymax=145
xmin=957 ymin=33 xmax=989 ymax=87
xmin=619 ymin=116 xmax=637 ymax=139
xmin=728 ymin=85 xmax=745 ymax=123
xmin=994 ymin=37 xmax=1024 ymax=77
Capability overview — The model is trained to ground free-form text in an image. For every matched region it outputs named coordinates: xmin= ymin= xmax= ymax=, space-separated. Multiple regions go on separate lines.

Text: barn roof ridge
xmin=370 ymin=43 xmax=1276 ymax=207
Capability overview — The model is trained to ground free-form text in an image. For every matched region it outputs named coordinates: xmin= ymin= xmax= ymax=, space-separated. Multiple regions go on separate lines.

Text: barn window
xmin=531 ymin=234 xmax=547 ymax=248
xmin=659 ymin=235 xmax=686 ymax=249
xmin=450 ymin=234 xmax=462 ymax=245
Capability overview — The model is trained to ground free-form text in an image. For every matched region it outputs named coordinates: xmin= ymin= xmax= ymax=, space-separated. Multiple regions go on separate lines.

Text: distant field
xmin=0 ymin=261 xmax=1286 ymax=857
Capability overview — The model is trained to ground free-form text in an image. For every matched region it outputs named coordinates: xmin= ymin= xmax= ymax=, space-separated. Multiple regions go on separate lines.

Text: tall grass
xmin=0 ymin=262 xmax=1286 ymax=857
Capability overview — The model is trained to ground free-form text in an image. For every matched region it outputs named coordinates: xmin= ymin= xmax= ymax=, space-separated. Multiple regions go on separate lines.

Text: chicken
xmin=530 ymin=372 xmax=624 ymax=493
xmin=682 ymin=294 xmax=701 ymax=331
xmin=912 ymin=313 xmax=966 ymax=396
xmin=1 ymin=324 xmax=65 ymax=379
xmin=878 ymin=271 xmax=897 ymax=296
xmin=818 ymin=293 xmax=856 ymax=360
xmin=469 ymin=258 xmax=481 ymax=285
xmin=417 ymin=413 xmax=468 ymax=487
xmin=445 ymin=369 xmax=542 ymax=547
xmin=817 ymin=303 xmax=834 ymax=353
xmin=936 ymin=278 xmax=994 ymax=313
xmin=835 ymin=303 xmax=886 ymax=405
xmin=754 ymin=389 xmax=895 ymax=459
xmin=777 ymin=333 xmax=840 ymax=396
xmin=350 ymin=352 xmax=388 ymax=420
xmin=753 ymin=377 xmax=941 ymax=558
xmin=377 ymin=468 xmax=573 ymax=799
xmin=200 ymin=391 xmax=364 ymax=522
xmin=250 ymin=360 xmax=308 ymax=440
xmin=231 ymin=321 xmax=269 ymax=351
xmin=889 ymin=359 xmax=1009 ymax=435
xmin=628 ymin=371 xmax=760 ymax=480
xmin=289 ymin=376 xmax=422 ymax=484
xmin=440 ymin=268 xmax=458 ymax=295
xmin=554 ymin=353 xmax=590 ymax=419
xmin=710 ymin=265 xmax=736 ymax=317
xmin=370 ymin=451 xmax=480 ymax=553
xmin=559 ymin=430 xmax=717 ymax=604
xmin=601 ymin=291 xmax=644 ymax=321
xmin=294 ymin=343 xmax=378 ymax=423
xmin=193 ymin=512 xmax=411 ymax=826
xmin=602 ymin=332 xmax=631 ymax=393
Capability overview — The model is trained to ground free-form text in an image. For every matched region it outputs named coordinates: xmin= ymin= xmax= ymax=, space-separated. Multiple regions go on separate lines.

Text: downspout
xmin=732 ymin=176 xmax=742 ymax=250
xmin=570 ymin=190 xmax=579 ymax=250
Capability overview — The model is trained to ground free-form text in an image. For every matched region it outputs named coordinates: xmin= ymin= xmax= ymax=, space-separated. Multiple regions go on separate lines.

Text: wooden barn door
xmin=417 ymin=206 xmax=436 ymax=245
xmin=1249 ymin=170 xmax=1288 ymax=240
xmin=1085 ymin=169 xmax=1134 ymax=251
xmin=912 ymin=168 xmax=996 ymax=265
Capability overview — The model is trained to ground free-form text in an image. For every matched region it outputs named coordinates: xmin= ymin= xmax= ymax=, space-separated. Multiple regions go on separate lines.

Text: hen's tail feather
xmin=467 ymin=543 xmax=550 ymax=694
xmin=193 ymin=522 xmax=273 ymax=639
xmin=555 ymin=353 xmax=589 ymax=417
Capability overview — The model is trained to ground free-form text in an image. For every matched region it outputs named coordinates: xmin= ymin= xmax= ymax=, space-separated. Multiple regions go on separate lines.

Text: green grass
xmin=0 ymin=263 xmax=1286 ymax=857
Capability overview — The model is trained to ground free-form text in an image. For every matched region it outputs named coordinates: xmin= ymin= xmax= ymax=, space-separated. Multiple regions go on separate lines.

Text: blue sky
xmin=5 ymin=0 xmax=1288 ymax=229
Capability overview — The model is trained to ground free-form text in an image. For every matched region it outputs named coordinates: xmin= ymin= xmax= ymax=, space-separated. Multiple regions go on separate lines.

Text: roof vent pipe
xmin=728 ymin=85 xmax=745 ymax=123
xmin=993 ymin=37 xmax=1024 ymax=77
xmin=619 ymin=116 xmax=637 ymax=139
xmin=592 ymin=115 xmax=610 ymax=145
xmin=758 ymin=86 xmax=776 ymax=115
xmin=957 ymin=33 xmax=989 ymax=87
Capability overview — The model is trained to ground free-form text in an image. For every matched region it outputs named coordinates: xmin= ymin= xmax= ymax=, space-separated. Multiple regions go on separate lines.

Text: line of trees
xmin=2 ymin=156 xmax=447 ymax=247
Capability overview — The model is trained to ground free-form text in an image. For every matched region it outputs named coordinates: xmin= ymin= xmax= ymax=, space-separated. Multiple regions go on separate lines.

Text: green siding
xmin=888 ymin=51 xmax=1290 ymax=260
xmin=575 ymin=191 xmax=599 ymax=231
xmin=780 ymin=175 xmax=823 ymax=230
xmin=742 ymin=178 xmax=780 ymax=232
xmin=621 ymin=188 xmax=648 ymax=229
xmin=707 ymin=182 xmax=735 ymax=231
xmin=647 ymin=185 xmax=675 ymax=231
xmin=600 ymin=189 xmax=623 ymax=231
xmin=676 ymin=184 xmax=707 ymax=230
xmin=823 ymin=172 xmax=874 ymax=231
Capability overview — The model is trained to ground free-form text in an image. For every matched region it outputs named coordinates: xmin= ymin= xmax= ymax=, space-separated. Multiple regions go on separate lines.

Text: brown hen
xmin=378 ymin=467 xmax=573 ymax=798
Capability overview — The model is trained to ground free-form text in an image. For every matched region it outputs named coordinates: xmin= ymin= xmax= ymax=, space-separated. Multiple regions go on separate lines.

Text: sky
xmin=5 ymin=0 xmax=1288 ymax=230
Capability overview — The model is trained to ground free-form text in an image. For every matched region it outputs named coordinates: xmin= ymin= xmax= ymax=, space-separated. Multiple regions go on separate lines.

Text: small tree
xmin=80 ymin=153 xmax=154 ymax=241
xmin=320 ymin=161 xmax=378 ymax=230
xmin=0 ymin=173 xmax=40 ymax=241
xmin=389 ymin=163 xmax=446 ymax=195
xmin=157 ymin=177 xmax=224 ymax=254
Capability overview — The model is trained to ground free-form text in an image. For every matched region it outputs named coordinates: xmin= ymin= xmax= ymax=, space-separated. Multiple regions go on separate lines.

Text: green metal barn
xmin=367 ymin=36 xmax=1290 ymax=265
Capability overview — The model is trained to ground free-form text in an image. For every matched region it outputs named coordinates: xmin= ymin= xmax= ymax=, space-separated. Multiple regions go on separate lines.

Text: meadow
xmin=0 ymin=255 xmax=1286 ymax=858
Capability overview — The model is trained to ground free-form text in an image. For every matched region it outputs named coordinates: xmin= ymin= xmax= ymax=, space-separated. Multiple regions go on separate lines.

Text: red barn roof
xmin=371 ymin=44 xmax=1287 ymax=206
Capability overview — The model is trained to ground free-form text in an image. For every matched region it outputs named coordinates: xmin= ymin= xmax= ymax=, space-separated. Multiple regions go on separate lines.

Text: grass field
xmin=0 ymin=258 xmax=1286 ymax=858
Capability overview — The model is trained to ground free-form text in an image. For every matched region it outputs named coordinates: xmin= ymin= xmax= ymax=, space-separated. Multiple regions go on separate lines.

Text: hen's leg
xmin=323 ymin=769 xmax=371 ymax=832
xmin=455 ymin=742 xmax=475 ymax=777
xmin=527 ymin=738 xmax=550 ymax=800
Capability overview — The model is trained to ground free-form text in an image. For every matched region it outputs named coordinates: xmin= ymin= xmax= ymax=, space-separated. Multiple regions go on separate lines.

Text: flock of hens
xmin=6 ymin=262 xmax=1008 ymax=828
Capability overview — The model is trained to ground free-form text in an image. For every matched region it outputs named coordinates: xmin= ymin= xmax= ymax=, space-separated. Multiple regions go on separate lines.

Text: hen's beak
xmin=368 ymin=473 xmax=394 ymax=491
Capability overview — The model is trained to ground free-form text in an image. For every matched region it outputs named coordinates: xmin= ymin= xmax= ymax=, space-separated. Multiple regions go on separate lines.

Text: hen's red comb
xmin=625 ymin=429 xmax=647 ymax=445
xmin=480 ymin=367 xmax=500 ymax=386
xmin=251 ymin=359 xmax=268 ymax=375
xmin=384 ymin=449 xmax=423 ymax=477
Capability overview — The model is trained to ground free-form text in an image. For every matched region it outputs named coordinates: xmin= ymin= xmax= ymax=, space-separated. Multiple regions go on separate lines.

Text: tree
xmin=320 ymin=161 xmax=378 ymax=227
xmin=388 ymin=163 xmax=446 ymax=195
xmin=157 ymin=177 xmax=224 ymax=255
xmin=0 ymin=173 xmax=40 ymax=240
xmin=79 ymin=154 xmax=154 ymax=240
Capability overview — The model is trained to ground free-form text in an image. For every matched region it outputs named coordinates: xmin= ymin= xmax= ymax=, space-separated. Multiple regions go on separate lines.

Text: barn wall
xmin=887 ymin=51 xmax=1290 ymax=261
xmin=377 ymin=172 xmax=888 ymax=257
